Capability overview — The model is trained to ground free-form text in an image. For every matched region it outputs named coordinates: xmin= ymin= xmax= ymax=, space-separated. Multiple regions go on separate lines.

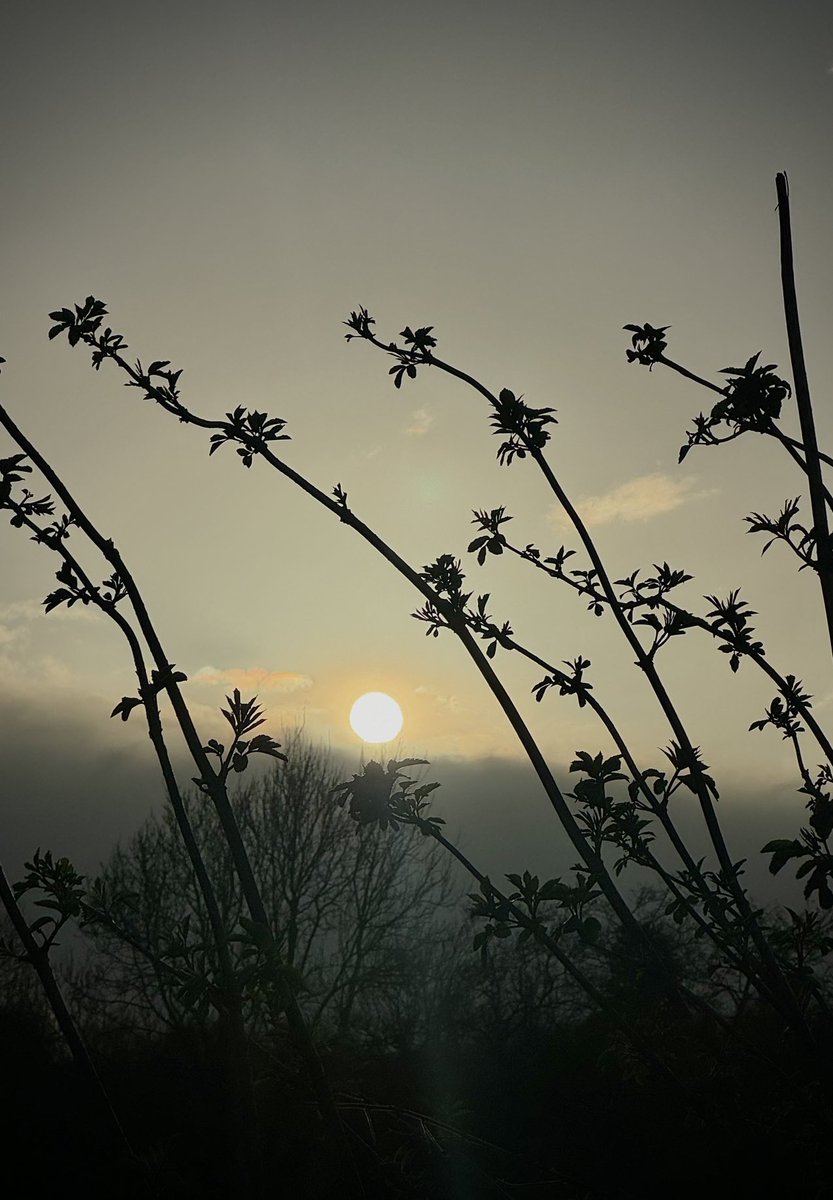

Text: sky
xmin=1 ymin=1 xmax=832 ymax=905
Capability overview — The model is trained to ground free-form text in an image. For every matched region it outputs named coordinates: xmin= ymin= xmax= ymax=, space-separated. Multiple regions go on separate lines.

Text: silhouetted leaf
xmin=111 ymin=696 xmax=143 ymax=722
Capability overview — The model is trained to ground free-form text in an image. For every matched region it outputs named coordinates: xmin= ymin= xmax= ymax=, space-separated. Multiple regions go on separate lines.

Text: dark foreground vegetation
xmin=3 ymin=856 xmax=832 ymax=1198
xmin=2 ymin=174 xmax=833 ymax=1195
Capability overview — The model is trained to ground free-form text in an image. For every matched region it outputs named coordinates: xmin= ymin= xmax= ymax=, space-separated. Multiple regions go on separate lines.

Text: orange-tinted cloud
xmin=550 ymin=472 xmax=716 ymax=529
xmin=414 ymin=683 xmax=460 ymax=711
xmin=406 ymin=407 xmax=434 ymax=436
xmin=192 ymin=666 xmax=313 ymax=693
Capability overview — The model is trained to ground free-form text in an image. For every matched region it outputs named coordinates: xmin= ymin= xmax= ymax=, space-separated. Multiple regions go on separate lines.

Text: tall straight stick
xmin=775 ymin=171 xmax=833 ymax=661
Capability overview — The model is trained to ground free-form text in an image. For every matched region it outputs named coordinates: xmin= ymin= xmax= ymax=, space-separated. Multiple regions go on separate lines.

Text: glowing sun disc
xmin=349 ymin=692 xmax=403 ymax=743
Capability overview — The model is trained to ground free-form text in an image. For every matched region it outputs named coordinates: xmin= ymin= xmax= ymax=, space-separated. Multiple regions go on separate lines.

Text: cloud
xmin=0 ymin=598 xmax=53 ymax=648
xmin=0 ymin=679 xmax=809 ymax=910
xmin=0 ymin=597 xmax=98 ymax=656
xmin=550 ymin=472 xmax=716 ymax=529
xmin=0 ymin=602 xmax=85 ymax=693
xmin=415 ymin=683 xmax=460 ymax=711
xmin=406 ymin=407 xmax=434 ymax=436
xmin=0 ymin=687 xmax=162 ymax=879
xmin=192 ymin=666 xmax=313 ymax=693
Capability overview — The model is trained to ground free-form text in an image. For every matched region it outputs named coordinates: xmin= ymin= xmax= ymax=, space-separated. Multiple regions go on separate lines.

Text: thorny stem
xmin=775 ymin=171 xmax=833 ymax=662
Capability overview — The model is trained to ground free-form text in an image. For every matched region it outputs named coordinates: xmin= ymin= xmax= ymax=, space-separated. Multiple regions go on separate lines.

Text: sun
xmin=349 ymin=692 xmax=404 ymax=743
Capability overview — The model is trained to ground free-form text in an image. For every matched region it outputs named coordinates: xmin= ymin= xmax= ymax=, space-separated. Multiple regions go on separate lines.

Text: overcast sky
xmin=2 ymin=2 xmax=832 ymax=905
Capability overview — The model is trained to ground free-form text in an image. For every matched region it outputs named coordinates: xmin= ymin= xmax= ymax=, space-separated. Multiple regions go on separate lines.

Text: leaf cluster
xmin=468 ymin=864 xmax=604 ymax=962
xmin=678 ymin=353 xmax=791 ymax=463
xmin=413 ymin=554 xmax=471 ymax=635
xmin=200 ymin=688 xmax=287 ymax=780
xmin=703 ymin=589 xmax=764 ymax=673
xmin=331 ymin=759 xmax=444 ymax=834
xmin=47 ymin=296 xmax=108 ymax=346
xmin=763 ymin=765 xmax=833 ymax=908
xmin=567 ymin=751 xmax=655 ymax=874
xmin=11 ymin=849 xmax=87 ymax=955
xmin=749 ymin=675 xmax=811 ymax=742
xmin=110 ymin=664 xmax=188 ymax=722
xmin=209 ymin=405 xmax=290 ymax=468
xmin=745 ymin=497 xmax=817 ymax=570
xmin=532 ymin=656 xmax=593 ymax=707
xmin=623 ymin=322 xmax=669 ymax=367
xmin=490 ymin=388 xmax=557 ymax=466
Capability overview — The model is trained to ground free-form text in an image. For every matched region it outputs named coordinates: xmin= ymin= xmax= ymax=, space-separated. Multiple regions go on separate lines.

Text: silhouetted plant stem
xmin=657 ymin=597 xmax=833 ymax=764
xmin=469 ymin=451 xmax=825 ymax=1040
xmin=55 ymin=323 xmax=815 ymax=1039
xmin=5 ymin=483 xmax=266 ymax=1194
xmin=111 ymin=624 xmax=262 ymax=1195
xmin=353 ymin=334 xmax=817 ymax=1046
xmin=113 ymin=392 xmax=652 ymax=946
xmin=657 ymin=349 xmax=832 ymax=474
xmin=475 ymin=629 xmax=783 ymax=1002
xmin=532 ymin=447 xmax=820 ymax=1049
xmin=45 ymin=352 xmax=699 ymax=1014
xmin=761 ymin=423 xmax=833 ymax=507
xmin=775 ymin=171 xmax=833 ymax=660
xmin=419 ymin=826 xmax=740 ymax=1125
xmin=496 ymin=528 xmax=833 ymax=772
xmin=475 ymin=627 xmax=719 ymax=872
xmin=495 ymin=530 xmax=833 ymax=768
xmin=36 ymin=287 xmax=833 ymax=1103
xmin=654 ymin=354 xmax=833 ymax=506
xmin=0 ymin=861 xmax=146 ymax=1184
xmin=0 ymin=406 xmax=350 ymax=1184
xmin=187 ymin=470 xmax=684 ymax=982
xmin=579 ymin=328 xmax=833 ymax=498
xmin=657 ymin=355 xmax=725 ymax=396
xmin=770 ymin=425 xmax=833 ymax=474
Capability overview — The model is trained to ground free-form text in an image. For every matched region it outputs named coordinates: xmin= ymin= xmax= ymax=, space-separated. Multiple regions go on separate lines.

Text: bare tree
xmin=78 ymin=730 xmax=459 ymax=1047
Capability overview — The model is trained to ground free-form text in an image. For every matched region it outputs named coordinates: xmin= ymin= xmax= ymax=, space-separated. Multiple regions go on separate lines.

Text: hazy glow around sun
xmin=349 ymin=692 xmax=403 ymax=743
